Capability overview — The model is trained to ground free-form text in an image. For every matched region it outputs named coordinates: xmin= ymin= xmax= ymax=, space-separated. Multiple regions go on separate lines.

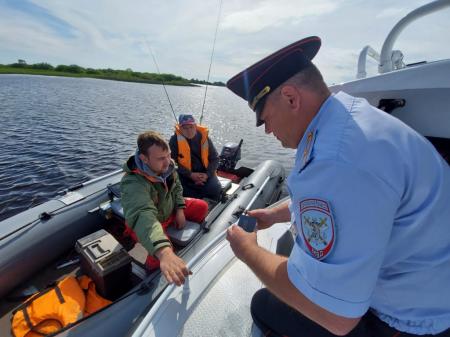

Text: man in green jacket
xmin=121 ymin=131 xmax=208 ymax=286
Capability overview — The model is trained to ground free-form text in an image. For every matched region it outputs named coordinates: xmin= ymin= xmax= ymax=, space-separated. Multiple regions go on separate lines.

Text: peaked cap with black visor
xmin=226 ymin=36 xmax=321 ymax=127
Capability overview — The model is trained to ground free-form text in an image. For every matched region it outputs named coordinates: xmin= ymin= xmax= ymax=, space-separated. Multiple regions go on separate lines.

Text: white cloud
xmin=0 ymin=6 xmax=74 ymax=62
xmin=314 ymin=46 xmax=361 ymax=85
xmin=376 ymin=7 xmax=406 ymax=19
xmin=1 ymin=0 xmax=449 ymax=84
xmin=221 ymin=0 xmax=339 ymax=33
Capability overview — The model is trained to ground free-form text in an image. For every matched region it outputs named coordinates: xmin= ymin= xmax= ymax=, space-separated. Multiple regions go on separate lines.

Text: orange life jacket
xmin=11 ymin=275 xmax=111 ymax=337
xmin=175 ymin=124 xmax=209 ymax=171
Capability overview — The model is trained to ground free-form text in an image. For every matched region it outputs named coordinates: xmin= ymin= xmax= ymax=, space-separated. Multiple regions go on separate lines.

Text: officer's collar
xmin=295 ymin=93 xmax=335 ymax=171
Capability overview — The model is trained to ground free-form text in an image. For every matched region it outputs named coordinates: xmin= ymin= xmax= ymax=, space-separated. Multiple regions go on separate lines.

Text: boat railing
xmin=357 ymin=0 xmax=450 ymax=79
xmin=379 ymin=0 xmax=450 ymax=74
xmin=356 ymin=46 xmax=380 ymax=79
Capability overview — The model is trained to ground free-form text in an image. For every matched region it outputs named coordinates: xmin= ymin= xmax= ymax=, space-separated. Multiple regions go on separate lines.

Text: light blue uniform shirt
xmin=286 ymin=91 xmax=450 ymax=335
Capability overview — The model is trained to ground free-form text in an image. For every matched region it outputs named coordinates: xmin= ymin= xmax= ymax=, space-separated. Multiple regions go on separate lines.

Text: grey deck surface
xmin=177 ymin=222 xmax=289 ymax=337
xmin=179 ymin=258 xmax=263 ymax=337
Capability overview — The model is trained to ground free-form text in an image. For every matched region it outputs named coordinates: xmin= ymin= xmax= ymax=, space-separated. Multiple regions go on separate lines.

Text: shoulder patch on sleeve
xmin=299 ymin=198 xmax=335 ymax=260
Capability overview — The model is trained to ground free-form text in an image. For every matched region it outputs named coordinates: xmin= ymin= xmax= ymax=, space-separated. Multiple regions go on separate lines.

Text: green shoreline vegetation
xmin=0 ymin=61 xmax=226 ymax=87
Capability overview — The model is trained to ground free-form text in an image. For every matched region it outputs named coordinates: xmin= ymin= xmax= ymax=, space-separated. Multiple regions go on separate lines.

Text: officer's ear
xmin=280 ymin=85 xmax=301 ymax=110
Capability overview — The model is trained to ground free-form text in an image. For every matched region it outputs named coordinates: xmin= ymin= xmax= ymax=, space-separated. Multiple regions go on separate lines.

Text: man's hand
xmin=226 ymin=225 xmax=258 ymax=262
xmin=175 ymin=208 xmax=186 ymax=229
xmin=155 ymin=247 xmax=192 ymax=286
xmin=190 ymin=172 xmax=207 ymax=185
xmin=247 ymin=208 xmax=276 ymax=230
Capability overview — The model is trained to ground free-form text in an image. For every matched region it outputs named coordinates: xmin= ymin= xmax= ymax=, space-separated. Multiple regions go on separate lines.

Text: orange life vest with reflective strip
xmin=175 ymin=125 xmax=209 ymax=171
xmin=11 ymin=275 xmax=111 ymax=337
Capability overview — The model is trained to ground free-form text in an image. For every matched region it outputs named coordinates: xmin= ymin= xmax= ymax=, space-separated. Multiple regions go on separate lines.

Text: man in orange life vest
xmin=169 ymin=114 xmax=222 ymax=201
xmin=121 ymin=131 xmax=208 ymax=286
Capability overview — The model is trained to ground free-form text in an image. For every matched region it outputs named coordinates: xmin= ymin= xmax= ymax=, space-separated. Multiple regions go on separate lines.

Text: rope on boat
xmin=0 ymin=170 xmax=125 ymax=242
xmin=199 ymin=0 xmax=223 ymax=125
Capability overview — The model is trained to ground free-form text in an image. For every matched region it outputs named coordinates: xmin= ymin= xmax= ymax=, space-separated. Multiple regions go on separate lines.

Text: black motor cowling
xmin=218 ymin=139 xmax=243 ymax=172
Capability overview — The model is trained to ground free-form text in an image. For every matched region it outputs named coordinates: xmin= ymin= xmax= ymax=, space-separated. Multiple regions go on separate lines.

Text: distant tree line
xmin=0 ymin=61 xmax=225 ymax=86
xmin=189 ymin=78 xmax=225 ymax=86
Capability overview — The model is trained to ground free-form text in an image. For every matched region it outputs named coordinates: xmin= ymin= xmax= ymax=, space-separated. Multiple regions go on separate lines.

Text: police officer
xmin=225 ymin=36 xmax=450 ymax=336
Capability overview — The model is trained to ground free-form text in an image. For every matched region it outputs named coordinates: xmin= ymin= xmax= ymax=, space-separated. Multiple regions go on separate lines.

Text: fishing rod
xmin=146 ymin=41 xmax=178 ymax=123
xmin=199 ymin=0 xmax=223 ymax=125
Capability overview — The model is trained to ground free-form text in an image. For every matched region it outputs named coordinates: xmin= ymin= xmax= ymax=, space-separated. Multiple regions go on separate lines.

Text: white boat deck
xmin=179 ymin=258 xmax=262 ymax=337
xmin=132 ymin=222 xmax=290 ymax=337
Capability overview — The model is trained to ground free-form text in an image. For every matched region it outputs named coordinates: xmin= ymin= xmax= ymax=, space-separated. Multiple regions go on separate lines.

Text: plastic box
xmin=76 ymin=229 xmax=132 ymax=300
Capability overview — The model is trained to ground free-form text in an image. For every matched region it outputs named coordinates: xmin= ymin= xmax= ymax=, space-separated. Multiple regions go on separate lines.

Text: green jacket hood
xmin=123 ymin=150 xmax=176 ymax=184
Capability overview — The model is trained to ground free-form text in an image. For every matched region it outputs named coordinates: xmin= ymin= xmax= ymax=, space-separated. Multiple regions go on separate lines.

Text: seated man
xmin=169 ymin=114 xmax=222 ymax=201
xmin=121 ymin=131 xmax=208 ymax=286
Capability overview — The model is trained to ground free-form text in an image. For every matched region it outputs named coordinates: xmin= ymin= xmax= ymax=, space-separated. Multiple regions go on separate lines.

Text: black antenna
xmin=199 ymin=0 xmax=223 ymax=125
xmin=146 ymin=41 xmax=178 ymax=123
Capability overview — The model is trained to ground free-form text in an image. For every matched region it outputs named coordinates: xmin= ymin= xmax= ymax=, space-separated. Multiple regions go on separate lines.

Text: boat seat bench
xmin=105 ymin=176 xmax=233 ymax=247
xmin=109 ymin=199 xmax=201 ymax=247
xmin=103 ymin=175 xmax=233 ymax=247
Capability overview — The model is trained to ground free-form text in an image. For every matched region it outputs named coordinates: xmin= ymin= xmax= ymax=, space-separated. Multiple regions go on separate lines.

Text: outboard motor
xmin=218 ymin=139 xmax=243 ymax=172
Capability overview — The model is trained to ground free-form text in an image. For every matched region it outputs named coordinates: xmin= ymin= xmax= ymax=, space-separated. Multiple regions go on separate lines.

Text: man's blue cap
xmin=178 ymin=114 xmax=196 ymax=125
xmin=226 ymin=36 xmax=321 ymax=127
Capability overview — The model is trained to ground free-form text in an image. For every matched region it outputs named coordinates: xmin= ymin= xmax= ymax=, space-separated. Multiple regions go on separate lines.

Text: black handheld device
xmin=237 ymin=214 xmax=257 ymax=233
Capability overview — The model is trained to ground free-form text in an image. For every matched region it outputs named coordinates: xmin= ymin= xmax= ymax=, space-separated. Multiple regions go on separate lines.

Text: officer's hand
xmin=226 ymin=224 xmax=258 ymax=262
xmin=247 ymin=208 xmax=275 ymax=230
xmin=175 ymin=209 xmax=186 ymax=229
xmin=156 ymin=247 xmax=192 ymax=286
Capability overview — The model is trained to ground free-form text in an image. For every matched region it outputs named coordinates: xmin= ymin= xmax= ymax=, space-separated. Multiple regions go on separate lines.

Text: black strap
xmin=21 ymin=307 xmax=37 ymax=333
xmin=12 ymin=283 xmax=66 ymax=336
xmin=153 ymin=239 xmax=171 ymax=247
xmin=12 ymin=286 xmax=56 ymax=314
xmin=20 ymin=307 xmax=63 ymax=336
xmin=54 ymin=285 xmax=65 ymax=304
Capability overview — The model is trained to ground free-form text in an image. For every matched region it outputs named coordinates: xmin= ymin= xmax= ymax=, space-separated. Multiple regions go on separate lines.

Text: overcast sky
xmin=1 ymin=0 xmax=449 ymax=84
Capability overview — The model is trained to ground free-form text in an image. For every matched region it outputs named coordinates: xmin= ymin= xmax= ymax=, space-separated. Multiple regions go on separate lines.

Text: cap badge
xmin=250 ymin=85 xmax=271 ymax=111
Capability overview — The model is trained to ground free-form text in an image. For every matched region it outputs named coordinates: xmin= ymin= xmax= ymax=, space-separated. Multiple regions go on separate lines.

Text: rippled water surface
xmin=0 ymin=74 xmax=295 ymax=221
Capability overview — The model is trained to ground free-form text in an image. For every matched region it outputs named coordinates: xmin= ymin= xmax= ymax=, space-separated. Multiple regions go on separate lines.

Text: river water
xmin=0 ymin=74 xmax=295 ymax=221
